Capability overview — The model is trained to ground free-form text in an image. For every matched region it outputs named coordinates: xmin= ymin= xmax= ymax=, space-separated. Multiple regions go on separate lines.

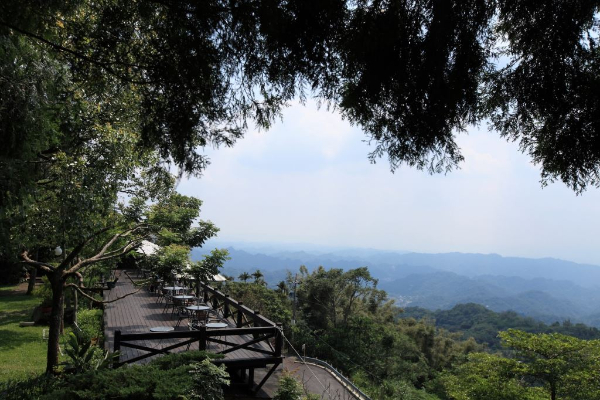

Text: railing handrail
xmin=114 ymin=324 xmax=283 ymax=366
xmin=118 ymin=325 xmax=277 ymax=341
xmin=199 ymin=282 xmax=278 ymax=327
xmin=297 ymin=356 xmax=371 ymax=400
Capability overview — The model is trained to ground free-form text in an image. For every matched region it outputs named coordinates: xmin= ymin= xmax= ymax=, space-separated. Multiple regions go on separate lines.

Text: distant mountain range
xmin=191 ymin=245 xmax=600 ymax=327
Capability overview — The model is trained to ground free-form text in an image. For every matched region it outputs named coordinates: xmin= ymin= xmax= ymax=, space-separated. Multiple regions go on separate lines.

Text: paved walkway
xmin=282 ymin=357 xmax=360 ymax=400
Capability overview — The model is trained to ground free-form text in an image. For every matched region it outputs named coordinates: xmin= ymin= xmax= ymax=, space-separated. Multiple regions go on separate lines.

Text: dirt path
xmin=1 ymin=281 xmax=29 ymax=295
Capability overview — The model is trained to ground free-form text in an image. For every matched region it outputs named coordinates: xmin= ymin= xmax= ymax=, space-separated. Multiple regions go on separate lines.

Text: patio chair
xmin=176 ymin=307 xmax=191 ymax=327
xmin=162 ymin=293 xmax=174 ymax=313
xmin=156 ymin=287 xmax=168 ymax=303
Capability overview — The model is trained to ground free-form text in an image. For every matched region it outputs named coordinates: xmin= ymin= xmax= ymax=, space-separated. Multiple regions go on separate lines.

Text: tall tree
xmin=297 ymin=266 xmax=383 ymax=330
xmin=252 ymin=269 xmax=265 ymax=284
xmin=1 ymin=0 xmax=598 ymax=193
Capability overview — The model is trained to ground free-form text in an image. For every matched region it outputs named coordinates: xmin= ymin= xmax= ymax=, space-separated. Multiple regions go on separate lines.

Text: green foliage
xmin=287 ymin=266 xmax=481 ymax=398
xmin=153 ymin=243 xmax=191 ymax=281
xmin=273 ymin=371 xmax=304 ymax=400
xmin=437 ymin=353 xmax=545 ymax=400
xmin=148 ymin=350 xmax=222 ymax=370
xmin=402 ymin=303 xmax=600 ymax=350
xmin=297 ymin=266 xmax=388 ymax=330
xmin=33 ymin=277 xmax=53 ymax=306
xmin=41 ymin=351 xmax=227 ymax=400
xmin=436 ymin=330 xmax=600 ymax=400
xmin=223 ymin=281 xmax=291 ymax=326
xmin=76 ymin=309 xmax=103 ymax=343
xmin=499 ymin=329 xmax=600 ymax=399
xmin=1 ymin=0 xmax=597 ymax=199
xmin=61 ymin=332 xmax=118 ymax=374
xmin=0 ymin=374 xmax=57 ymax=400
xmin=187 ymin=359 xmax=230 ymax=400
xmin=189 ymin=249 xmax=230 ymax=283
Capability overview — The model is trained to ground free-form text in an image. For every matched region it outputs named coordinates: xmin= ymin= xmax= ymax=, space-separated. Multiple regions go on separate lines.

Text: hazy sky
xmin=178 ymin=100 xmax=600 ymax=266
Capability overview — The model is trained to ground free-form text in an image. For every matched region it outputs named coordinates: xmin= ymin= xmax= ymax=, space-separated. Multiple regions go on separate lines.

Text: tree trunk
xmin=26 ymin=267 xmax=37 ymax=295
xmin=73 ymin=288 xmax=78 ymax=325
xmin=46 ymin=274 xmax=65 ymax=374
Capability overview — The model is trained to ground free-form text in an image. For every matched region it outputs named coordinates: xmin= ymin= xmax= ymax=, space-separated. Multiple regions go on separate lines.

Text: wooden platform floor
xmin=103 ymin=271 xmax=276 ymax=365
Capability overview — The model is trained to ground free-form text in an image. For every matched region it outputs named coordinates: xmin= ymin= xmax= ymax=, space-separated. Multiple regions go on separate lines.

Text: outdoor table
xmin=206 ymin=322 xmax=228 ymax=350
xmin=173 ymin=295 xmax=195 ymax=300
xmin=186 ymin=305 xmax=211 ymax=311
xmin=163 ymin=286 xmax=183 ymax=292
xmin=206 ymin=322 xmax=228 ymax=329
xmin=150 ymin=326 xmax=174 ymax=332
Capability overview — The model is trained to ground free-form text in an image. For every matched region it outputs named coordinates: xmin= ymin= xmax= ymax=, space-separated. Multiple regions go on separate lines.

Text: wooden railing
xmin=198 ymin=282 xmax=278 ymax=328
xmin=113 ymin=324 xmax=282 ymax=367
xmin=112 ymin=281 xmax=284 ymax=367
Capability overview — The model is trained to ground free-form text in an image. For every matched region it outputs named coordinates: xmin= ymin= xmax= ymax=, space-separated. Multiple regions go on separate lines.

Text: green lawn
xmin=0 ymin=284 xmax=69 ymax=382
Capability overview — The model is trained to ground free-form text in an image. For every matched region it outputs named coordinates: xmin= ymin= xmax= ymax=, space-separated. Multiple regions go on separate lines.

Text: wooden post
xmin=199 ymin=326 xmax=207 ymax=351
xmin=237 ymin=302 xmax=244 ymax=328
xmin=275 ymin=323 xmax=283 ymax=357
xmin=203 ymin=289 xmax=209 ymax=303
xmin=248 ymin=368 xmax=255 ymax=388
xmin=224 ymin=295 xmax=230 ymax=318
xmin=254 ymin=311 xmax=261 ymax=327
xmin=253 ymin=311 xmax=261 ymax=339
xmin=114 ymin=330 xmax=122 ymax=365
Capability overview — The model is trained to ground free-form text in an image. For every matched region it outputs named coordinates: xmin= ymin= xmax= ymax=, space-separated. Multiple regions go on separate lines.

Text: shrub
xmin=41 ymin=351 xmax=227 ymax=400
xmin=188 ymin=359 xmax=230 ymax=400
xmin=149 ymin=350 xmax=222 ymax=370
xmin=76 ymin=309 xmax=103 ymax=342
xmin=62 ymin=332 xmax=118 ymax=374
xmin=0 ymin=375 xmax=57 ymax=400
xmin=273 ymin=371 xmax=304 ymax=400
xmin=33 ymin=277 xmax=53 ymax=306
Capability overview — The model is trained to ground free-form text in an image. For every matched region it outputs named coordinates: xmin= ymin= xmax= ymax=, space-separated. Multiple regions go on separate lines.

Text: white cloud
xmin=180 ymin=103 xmax=600 ymax=266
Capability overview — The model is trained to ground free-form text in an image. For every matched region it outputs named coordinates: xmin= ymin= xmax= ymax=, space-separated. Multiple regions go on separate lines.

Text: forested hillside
xmin=216 ymin=265 xmax=600 ymax=399
xmin=401 ymin=303 xmax=600 ymax=350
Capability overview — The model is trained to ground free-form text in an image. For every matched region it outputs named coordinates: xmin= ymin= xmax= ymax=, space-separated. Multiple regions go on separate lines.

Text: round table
xmin=150 ymin=326 xmax=174 ymax=332
xmin=163 ymin=286 xmax=184 ymax=292
xmin=173 ymin=295 xmax=195 ymax=300
xmin=206 ymin=322 xmax=228 ymax=329
xmin=186 ymin=305 xmax=211 ymax=311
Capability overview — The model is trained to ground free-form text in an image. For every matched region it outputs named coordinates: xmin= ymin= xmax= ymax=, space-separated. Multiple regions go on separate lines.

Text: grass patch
xmin=0 ymin=285 xmax=70 ymax=382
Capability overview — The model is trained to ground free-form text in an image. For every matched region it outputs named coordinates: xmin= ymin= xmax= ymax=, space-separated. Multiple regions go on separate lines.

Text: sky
xmin=177 ymin=100 xmax=600 ymax=266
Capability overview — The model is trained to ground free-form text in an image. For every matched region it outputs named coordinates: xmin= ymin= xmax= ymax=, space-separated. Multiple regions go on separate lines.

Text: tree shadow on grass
xmin=0 ymin=309 xmax=36 ymax=325
xmin=0 ymin=323 xmax=46 ymax=352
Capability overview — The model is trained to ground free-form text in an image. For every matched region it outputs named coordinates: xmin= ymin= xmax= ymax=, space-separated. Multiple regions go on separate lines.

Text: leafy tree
xmin=276 ymin=280 xmax=289 ymax=296
xmin=238 ymin=272 xmax=251 ymax=283
xmin=1 ymin=1 xmax=599 ymax=192
xmin=252 ymin=269 xmax=265 ymax=285
xmin=438 ymin=330 xmax=600 ymax=400
xmin=297 ymin=266 xmax=384 ymax=329
xmin=499 ymin=329 xmax=600 ymax=400
xmin=223 ymin=280 xmax=292 ymax=326
xmin=438 ymin=352 xmax=545 ymax=400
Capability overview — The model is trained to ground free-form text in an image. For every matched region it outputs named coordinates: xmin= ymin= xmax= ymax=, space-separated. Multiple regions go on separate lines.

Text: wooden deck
xmin=104 ymin=271 xmax=281 ymax=367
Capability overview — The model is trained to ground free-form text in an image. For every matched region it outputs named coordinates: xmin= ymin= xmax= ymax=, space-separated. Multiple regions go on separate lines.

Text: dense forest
xmin=219 ymin=266 xmax=600 ymax=399
xmin=401 ymin=303 xmax=600 ymax=350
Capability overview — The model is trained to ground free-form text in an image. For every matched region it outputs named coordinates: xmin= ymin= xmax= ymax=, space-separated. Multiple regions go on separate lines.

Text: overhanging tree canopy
xmin=1 ymin=0 xmax=599 ymax=192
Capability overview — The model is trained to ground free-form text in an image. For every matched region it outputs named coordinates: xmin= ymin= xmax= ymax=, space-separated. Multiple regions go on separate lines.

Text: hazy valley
xmin=193 ymin=244 xmax=600 ymax=327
